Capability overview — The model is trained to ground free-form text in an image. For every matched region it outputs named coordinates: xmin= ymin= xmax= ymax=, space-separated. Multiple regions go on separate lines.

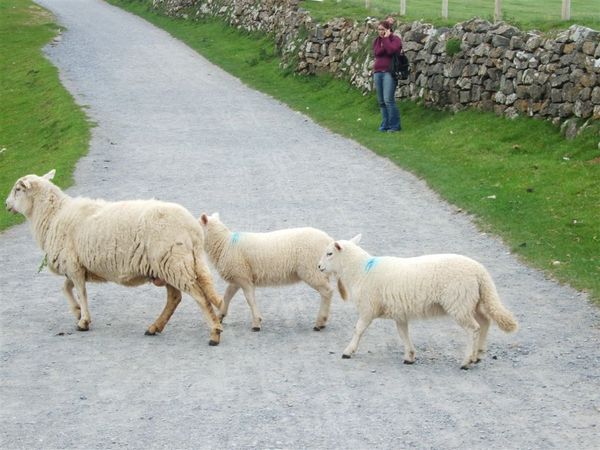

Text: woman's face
xmin=377 ymin=25 xmax=386 ymax=37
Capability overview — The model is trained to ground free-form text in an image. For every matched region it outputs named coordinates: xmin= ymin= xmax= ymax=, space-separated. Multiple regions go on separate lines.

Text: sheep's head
xmin=200 ymin=212 xmax=221 ymax=230
xmin=199 ymin=212 xmax=228 ymax=241
xmin=5 ymin=169 xmax=56 ymax=217
xmin=318 ymin=234 xmax=362 ymax=274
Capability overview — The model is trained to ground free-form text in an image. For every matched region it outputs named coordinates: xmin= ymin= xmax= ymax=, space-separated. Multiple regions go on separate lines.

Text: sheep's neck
xmin=206 ymin=230 xmax=230 ymax=265
xmin=30 ymin=190 xmax=69 ymax=252
xmin=337 ymin=251 xmax=373 ymax=286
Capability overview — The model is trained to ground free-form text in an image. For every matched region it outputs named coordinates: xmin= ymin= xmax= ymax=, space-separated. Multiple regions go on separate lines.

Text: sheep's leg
xmin=219 ymin=283 xmax=240 ymax=323
xmin=342 ymin=314 xmax=373 ymax=358
xmin=299 ymin=269 xmax=333 ymax=330
xmin=475 ymin=311 xmax=490 ymax=356
xmin=200 ymin=296 xmax=223 ymax=346
xmin=188 ymin=286 xmax=223 ymax=346
xmin=172 ymin=260 xmax=223 ymax=345
xmin=303 ymin=276 xmax=333 ymax=331
xmin=71 ymin=272 xmax=91 ymax=331
xmin=395 ymin=320 xmax=416 ymax=364
xmin=145 ymin=285 xmax=182 ymax=335
xmin=63 ymin=278 xmax=81 ymax=320
xmin=453 ymin=315 xmax=481 ymax=370
xmin=313 ymin=284 xmax=333 ymax=331
xmin=240 ymin=283 xmax=262 ymax=331
xmin=195 ymin=267 xmax=224 ymax=311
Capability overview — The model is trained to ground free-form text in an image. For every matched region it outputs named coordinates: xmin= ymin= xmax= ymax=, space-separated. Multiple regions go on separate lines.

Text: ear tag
xmin=231 ymin=232 xmax=241 ymax=244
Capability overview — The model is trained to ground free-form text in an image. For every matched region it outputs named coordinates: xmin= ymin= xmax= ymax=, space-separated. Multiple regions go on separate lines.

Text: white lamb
xmin=200 ymin=213 xmax=344 ymax=331
xmin=318 ymin=235 xmax=518 ymax=369
xmin=5 ymin=170 xmax=224 ymax=345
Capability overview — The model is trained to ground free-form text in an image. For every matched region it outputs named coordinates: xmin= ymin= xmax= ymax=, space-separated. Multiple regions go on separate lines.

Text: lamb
xmin=200 ymin=213 xmax=344 ymax=331
xmin=5 ymin=170 xmax=224 ymax=345
xmin=317 ymin=235 xmax=518 ymax=369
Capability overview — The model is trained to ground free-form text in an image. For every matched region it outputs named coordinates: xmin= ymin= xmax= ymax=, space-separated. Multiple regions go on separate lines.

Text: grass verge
xmin=0 ymin=0 xmax=91 ymax=230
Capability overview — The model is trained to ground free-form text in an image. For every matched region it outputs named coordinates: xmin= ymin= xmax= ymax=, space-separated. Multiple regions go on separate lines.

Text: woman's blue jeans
xmin=373 ymin=71 xmax=400 ymax=131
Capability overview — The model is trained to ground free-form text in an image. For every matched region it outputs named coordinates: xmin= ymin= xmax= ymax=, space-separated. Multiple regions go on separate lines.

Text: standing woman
xmin=373 ymin=20 xmax=402 ymax=132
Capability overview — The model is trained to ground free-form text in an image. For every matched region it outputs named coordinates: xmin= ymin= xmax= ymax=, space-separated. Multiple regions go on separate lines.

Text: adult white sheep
xmin=5 ymin=170 xmax=224 ymax=345
xmin=318 ymin=235 xmax=518 ymax=369
xmin=200 ymin=213 xmax=344 ymax=331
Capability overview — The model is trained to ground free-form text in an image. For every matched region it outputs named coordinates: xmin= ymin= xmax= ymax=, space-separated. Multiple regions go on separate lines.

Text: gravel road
xmin=1 ymin=0 xmax=599 ymax=448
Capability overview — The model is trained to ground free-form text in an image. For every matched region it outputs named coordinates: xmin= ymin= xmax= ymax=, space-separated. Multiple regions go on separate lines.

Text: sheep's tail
xmin=337 ymin=278 xmax=348 ymax=301
xmin=478 ymin=271 xmax=518 ymax=333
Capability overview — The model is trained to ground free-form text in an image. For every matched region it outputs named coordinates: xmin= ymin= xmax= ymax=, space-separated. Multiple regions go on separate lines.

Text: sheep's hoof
xmin=208 ymin=340 xmax=219 ymax=346
xmin=474 ymin=358 xmax=482 ymax=364
xmin=403 ymin=360 xmax=415 ymax=365
xmin=76 ymin=318 xmax=91 ymax=331
xmin=342 ymin=354 xmax=351 ymax=359
xmin=144 ymin=330 xmax=157 ymax=336
xmin=460 ymin=365 xmax=470 ymax=370
xmin=251 ymin=327 xmax=261 ymax=332
xmin=313 ymin=326 xmax=322 ymax=331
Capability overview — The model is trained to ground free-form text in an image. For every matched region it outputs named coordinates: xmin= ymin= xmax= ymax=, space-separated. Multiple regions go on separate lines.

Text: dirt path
xmin=1 ymin=0 xmax=599 ymax=447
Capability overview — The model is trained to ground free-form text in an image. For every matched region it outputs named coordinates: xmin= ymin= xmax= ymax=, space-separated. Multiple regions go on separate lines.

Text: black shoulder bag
xmin=391 ymin=49 xmax=410 ymax=80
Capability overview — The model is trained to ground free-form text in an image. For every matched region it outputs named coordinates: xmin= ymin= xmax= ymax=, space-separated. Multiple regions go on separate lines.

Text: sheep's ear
xmin=349 ymin=234 xmax=362 ymax=244
xmin=212 ymin=212 xmax=220 ymax=220
xmin=42 ymin=169 xmax=56 ymax=181
xmin=200 ymin=214 xmax=209 ymax=225
xmin=19 ymin=179 xmax=31 ymax=190
xmin=334 ymin=242 xmax=343 ymax=251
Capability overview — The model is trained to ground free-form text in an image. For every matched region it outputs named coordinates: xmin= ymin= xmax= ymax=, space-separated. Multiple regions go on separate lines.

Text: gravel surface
xmin=2 ymin=0 xmax=599 ymax=448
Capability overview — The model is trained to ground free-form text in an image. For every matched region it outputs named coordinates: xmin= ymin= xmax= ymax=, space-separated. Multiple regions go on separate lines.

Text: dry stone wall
xmin=153 ymin=0 xmax=600 ymax=134
xmin=152 ymin=0 xmax=312 ymax=54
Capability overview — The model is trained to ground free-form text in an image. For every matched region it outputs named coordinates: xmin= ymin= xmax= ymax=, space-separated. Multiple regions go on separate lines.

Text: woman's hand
xmin=384 ymin=29 xmax=391 ymax=38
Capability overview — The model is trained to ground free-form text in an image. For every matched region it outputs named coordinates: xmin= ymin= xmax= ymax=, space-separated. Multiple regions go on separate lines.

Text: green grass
xmin=110 ymin=0 xmax=600 ymax=303
xmin=0 ymin=0 xmax=91 ymax=230
xmin=301 ymin=0 xmax=600 ymax=31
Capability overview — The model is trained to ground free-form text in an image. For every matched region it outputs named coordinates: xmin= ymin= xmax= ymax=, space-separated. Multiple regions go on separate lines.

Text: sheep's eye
xmin=15 ymin=187 xmax=20 ymax=192
xmin=326 ymin=252 xmax=333 ymax=256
